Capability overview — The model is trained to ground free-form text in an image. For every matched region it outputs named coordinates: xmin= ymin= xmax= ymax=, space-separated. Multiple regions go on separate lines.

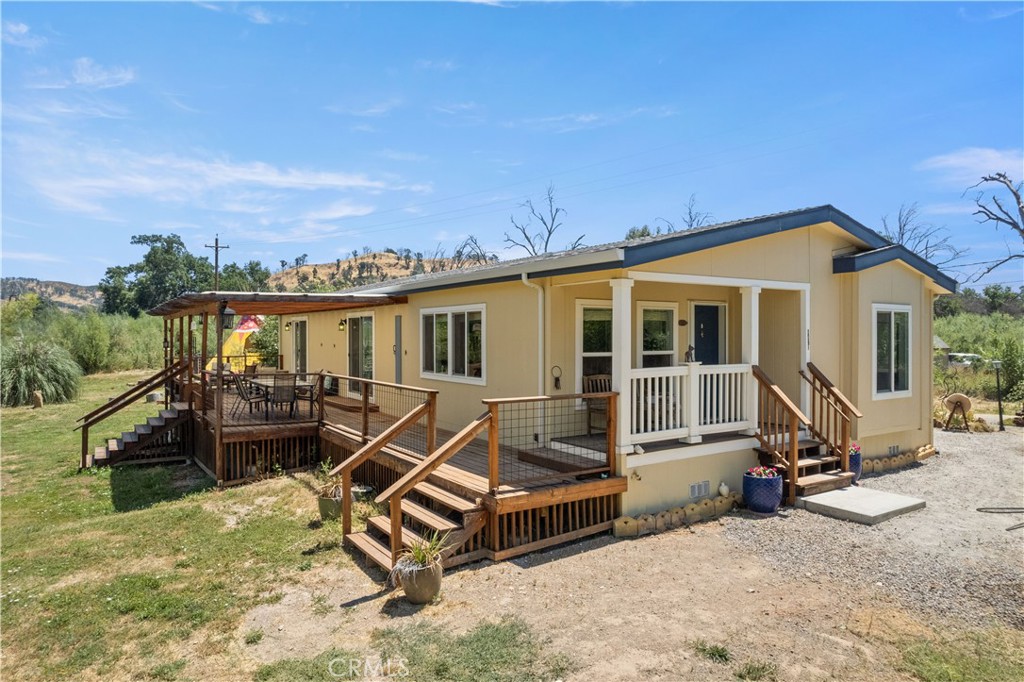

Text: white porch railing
xmin=629 ymin=362 xmax=754 ymax=444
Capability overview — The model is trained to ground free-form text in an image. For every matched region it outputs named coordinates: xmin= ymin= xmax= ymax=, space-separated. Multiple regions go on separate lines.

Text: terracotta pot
xmin=399 ymin=563 xmax=443 ymax=605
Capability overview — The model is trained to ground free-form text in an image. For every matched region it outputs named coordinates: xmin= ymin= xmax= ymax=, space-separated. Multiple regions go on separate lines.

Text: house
xmin=83 ymin=204 xmax=954 ymax=570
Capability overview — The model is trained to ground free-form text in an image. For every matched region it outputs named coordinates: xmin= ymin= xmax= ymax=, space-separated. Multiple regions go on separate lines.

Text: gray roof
xmin=343 ymin=204 xmax=953 ymax=295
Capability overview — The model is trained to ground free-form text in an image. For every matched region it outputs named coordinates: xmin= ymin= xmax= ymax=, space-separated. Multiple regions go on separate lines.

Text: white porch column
xmin=740 ymin=286 xmax=761 ymax=435
xmin=800 ymin=287 xmax=811 ymax=417
xmin=610 ymin=278 xmax=634 ymax=455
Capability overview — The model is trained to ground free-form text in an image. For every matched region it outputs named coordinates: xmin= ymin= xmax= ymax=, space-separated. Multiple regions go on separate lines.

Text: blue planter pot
xmin=849 ymin=450 xmax=862 ymax=484
xmin=743 ymin=473 xmax=783 ymax=514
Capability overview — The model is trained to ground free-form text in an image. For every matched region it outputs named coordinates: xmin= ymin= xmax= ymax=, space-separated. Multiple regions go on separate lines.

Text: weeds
xmin=735 ymin=660 xmax=778 ymax=681
xmin=244 ymin=629 xmax=264 ymax=645
xmin=693 ymin=639 xmax=731 ymax=663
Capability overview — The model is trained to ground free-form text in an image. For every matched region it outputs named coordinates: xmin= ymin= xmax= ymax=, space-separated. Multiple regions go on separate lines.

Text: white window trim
xmin=419 ymin=304 xmax=487 ymax=386
xmin=346 ymin=311 xmax=375 ymax=398
xmin=635 ymin=300 xmax=679 ymax=368
xmin=687 ymin=300 xmax=728 ymax=364
xmin=575 ymin=299 xmax=613 ymax=393
xmin=872 ymin=303 xmax=912 ymax=400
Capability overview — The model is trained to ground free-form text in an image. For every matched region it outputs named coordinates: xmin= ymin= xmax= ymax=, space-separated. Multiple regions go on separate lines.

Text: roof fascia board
xmin=832 ymin=245 xmax=958 ymax=293
xmin=622 ymin=206 xmax=888 ymax=268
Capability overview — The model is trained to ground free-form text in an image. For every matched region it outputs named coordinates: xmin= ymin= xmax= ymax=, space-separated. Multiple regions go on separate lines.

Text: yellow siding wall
xmin=620 ymin=448 xmax=758 ymax=515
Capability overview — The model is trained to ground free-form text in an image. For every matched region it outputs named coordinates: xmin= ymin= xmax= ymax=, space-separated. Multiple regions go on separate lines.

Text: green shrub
xmin=55 ymin=311 xmax=110 ymax=374
xmin=1 ymin=336 xmax=82 ymax=406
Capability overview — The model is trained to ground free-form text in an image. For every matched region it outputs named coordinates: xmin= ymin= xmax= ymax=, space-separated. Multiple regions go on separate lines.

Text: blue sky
xmin=3 ymin=2 xmax=1022 ymax=289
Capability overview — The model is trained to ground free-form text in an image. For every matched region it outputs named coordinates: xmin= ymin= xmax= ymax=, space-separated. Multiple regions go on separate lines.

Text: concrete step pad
xmin=797 ymin=486 xmax=925 ymax=525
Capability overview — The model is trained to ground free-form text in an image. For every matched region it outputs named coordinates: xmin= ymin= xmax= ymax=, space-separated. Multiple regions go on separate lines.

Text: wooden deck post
xmin=361 ymin=385 xmax=370 ymax=444
xmin=317 ymin=373 xmax=325 ymax=423
xmin=200 ymin=313 xmax=209 ymax=420
xmin=487 ymin=404 xmax=499 ymax=492
xmin=788 ymin=412 xmax=799 ymax=505
xmin=389 ymin=496 xmax=403 ymax=565
xmin=840 ymin=411 xmax=850 ymax=472
xmin=426 ymin=393 xmax=437 ymax=455
xmin=187 ymin=315 xmax=194 ymax=383
xmin=81 ymin=426 xmax=89 ymax=470
xmin=605 ymin=392 xmax=617 ymax=474
xmin=215 ymin=307 xmax=225 ymax=485
xmin=341 ymin=468 xmax=352 ymax=535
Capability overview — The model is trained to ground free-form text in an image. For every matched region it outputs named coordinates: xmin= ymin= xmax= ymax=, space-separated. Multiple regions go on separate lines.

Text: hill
xmin=1 ymin=277 xmax=102 ymax=311
xmin=268 ymin=249 xmax=490 ymax=292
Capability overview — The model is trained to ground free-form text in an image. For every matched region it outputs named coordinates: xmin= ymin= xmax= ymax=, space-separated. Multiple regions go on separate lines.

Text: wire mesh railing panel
xmin=321 ymin=375 xmax=435 ymax=458
xmin=492 ymin=395 xmax=613 ymax=487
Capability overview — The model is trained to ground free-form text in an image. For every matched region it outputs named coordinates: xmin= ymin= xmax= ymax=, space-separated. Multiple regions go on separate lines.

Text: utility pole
xmin=205 ymin=235 xmax=230 ymax=290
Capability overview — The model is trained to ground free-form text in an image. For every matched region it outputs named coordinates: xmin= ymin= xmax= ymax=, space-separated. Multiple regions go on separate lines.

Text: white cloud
xmin=326 ymin=98 xmax=403 ymax=117
xmin=509 ymin=105 xmax=676 ymax=133
xmin=916 ymin=147 xmax=1024 ymax=186
xmin=957 ymin=5 xmax=1024 ymax=22
xmin=920 ymin=202 xmax=976 ymax=216
xmin=3 ymin=251 xmax=65 ymax=263
xmin=244 ymin=6 xmax=275 ymax=25
xmin=72 ymin=58 xmax=136 ymax=90
xmin=434 ymin=101 xmax=478 ymax=115
xmin=303 ymin=200 xmax=375 ymax=222
xmin=2 ymin=21 xmax=46 ymax=50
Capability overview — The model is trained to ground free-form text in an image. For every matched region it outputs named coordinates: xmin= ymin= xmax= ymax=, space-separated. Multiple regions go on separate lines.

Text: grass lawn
xmin=1 ymin=372 xmax=570 ymax=682
xmin=0 ymin=371 xmax=357 ymax=680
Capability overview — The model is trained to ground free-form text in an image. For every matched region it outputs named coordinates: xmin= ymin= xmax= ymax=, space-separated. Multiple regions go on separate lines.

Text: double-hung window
xmin=421 ymin=305 xmax=485 ymax=384
xmin=873 ymin=304 xmax=911 ymax=398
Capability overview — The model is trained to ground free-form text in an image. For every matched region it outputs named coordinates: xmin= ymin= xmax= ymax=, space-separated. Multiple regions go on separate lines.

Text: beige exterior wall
xmin=620 ymin=447 xmax=758 ymax=515
xmin=283 ymin=221 xmax=940 ymax=511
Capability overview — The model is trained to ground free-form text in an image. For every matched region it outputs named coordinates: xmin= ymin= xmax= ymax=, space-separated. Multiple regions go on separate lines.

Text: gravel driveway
xmin=723 ymin=427 xmax=1024 ymax=629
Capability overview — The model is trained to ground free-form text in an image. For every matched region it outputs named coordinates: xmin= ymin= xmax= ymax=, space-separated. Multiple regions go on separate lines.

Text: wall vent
xmin=888 ymin=445 xmax=900 ymax=456
xmin=689 ymin=480 xmax=710 ymax=499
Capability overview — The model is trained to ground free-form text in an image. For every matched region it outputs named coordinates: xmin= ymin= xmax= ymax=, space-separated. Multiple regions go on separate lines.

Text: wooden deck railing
xmin=752 ymin=365 xmax=810 ymax=505
xmin=321 ymin=374 xmax=437 ymax=456
xmin=483 ymin=392 xmax=617 ymax=491
xmin=799 ymin=362 xmax=863 ymax=473
xmin=375 ymin=411 xmax=492 ymax=563
xmin=75 ymin=358 xmax=190 ymax=469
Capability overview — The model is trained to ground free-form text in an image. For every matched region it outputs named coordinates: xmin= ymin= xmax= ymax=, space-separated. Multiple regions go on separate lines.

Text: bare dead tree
xmin=450 ymin=235 xmax=497 ymax=268
xmin=504 ymin=184 xmax=584 ymax=256
xmin=656 ymin=193 xmax=714 ymax=233
xmin=966 ymin=173 xmax=1024 ymax=281
xmin=880 ymin=202 xmax=966 ymax=268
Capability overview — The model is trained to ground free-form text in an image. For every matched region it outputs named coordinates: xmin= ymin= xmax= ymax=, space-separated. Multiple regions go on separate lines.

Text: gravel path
xmin=723 ymin=427 xmax=1024 ymax=629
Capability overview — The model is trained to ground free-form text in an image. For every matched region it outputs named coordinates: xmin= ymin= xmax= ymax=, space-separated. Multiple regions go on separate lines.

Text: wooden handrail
xmin=326 ymin=401 xmax=430 ymax=535
xmin=321 ymin=373 xmax=439 ymax=396
xmin=482 ymin=391 xmax=617 ymax=405
xmin=806 ymin=362 xmax=863 ymax=418
xmin=374 ymin=411 xmax=491 ymax=505
xmin=751 ymin=365 xmax=810 ymax=425
xmin=752 ymin=364 xmax=808 ymax=506
xmin=76 ymin=358 xmax=190 ymax=469
xmin=77 ymin=359 xmax=188 ymax=425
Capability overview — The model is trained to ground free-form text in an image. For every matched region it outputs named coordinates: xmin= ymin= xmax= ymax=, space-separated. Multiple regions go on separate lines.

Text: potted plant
xmin=316 ymin=476 xmax=344 ymax=521
xmin=743 ymin=465 xmax=783 ymax=514
xmin=848 ymin=441 xmax=862 ymax=483
xmin=388 ymin=531 xmax=449 ymax=605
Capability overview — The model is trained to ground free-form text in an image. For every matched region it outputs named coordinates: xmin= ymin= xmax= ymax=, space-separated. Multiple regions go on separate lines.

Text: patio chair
xmin=265 ymin=373 xmax=297 ymax=421
xmin=231 ymin=374 xmax=265 ymax=419
xmin=296 ymin=372 xmax=323 ymax=418
xmin=582 ymin=374 xmax=612 ymax=435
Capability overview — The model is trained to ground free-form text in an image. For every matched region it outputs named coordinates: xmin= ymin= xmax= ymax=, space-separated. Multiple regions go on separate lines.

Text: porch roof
xmin=146 ymin=291 xmax=406 ymax=318
xmin=831 ymin=244 xmax=958 ymax=293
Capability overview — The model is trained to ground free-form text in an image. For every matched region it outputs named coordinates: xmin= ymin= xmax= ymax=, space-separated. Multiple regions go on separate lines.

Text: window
xmin=873 ymin=304 xmax=911 ymax=398
xmin=579 ymin=304 xmax=613 ymax=379
xmin=421 ymin=306 xmax=484 ymax=383
xmin=637 ymin=305 xmax=677 ymax=368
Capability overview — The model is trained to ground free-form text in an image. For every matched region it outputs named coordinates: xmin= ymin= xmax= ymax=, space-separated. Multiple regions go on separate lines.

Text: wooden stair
xmin=88 ymin=402 xmax=190 ymax=468
xmin=757 ymin=435 xmax=854 ymax=498
xmin=344 ymin=480 xmax=486 ymax=572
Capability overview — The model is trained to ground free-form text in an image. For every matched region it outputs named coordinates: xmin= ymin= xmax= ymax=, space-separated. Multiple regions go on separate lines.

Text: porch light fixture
xmin=992 ymin=359 xmax=1005 ymax=432
xmin=284 ymin=321 xmax=292 ymax=332
xmin=338 ymin=318 xmax=347 ymax=331
xmin=219 ymin=303 xmax=236 ymax=330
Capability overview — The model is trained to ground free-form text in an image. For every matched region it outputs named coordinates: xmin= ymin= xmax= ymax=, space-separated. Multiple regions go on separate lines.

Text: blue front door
xmin=693 ymin=304 xmax=722 ymax=365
